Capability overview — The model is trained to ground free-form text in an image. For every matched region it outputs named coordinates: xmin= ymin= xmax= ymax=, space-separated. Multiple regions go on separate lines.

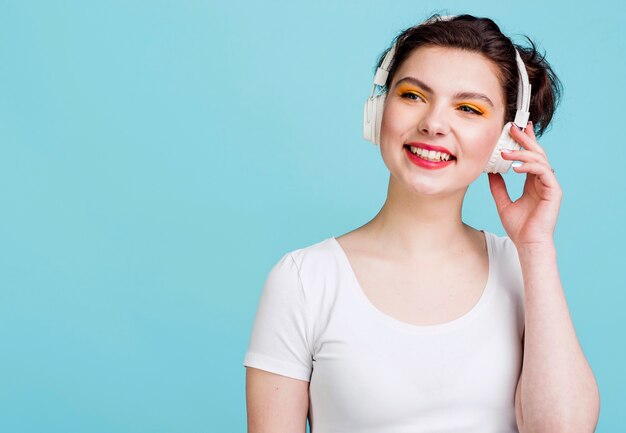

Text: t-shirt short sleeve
xmin=243 ymin=252 xmax=313 ymax=382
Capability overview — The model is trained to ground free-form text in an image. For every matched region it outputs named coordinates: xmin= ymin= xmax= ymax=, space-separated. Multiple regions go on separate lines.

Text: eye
xmin=457 ymin=104 xmax=484 ymax=116
xmin=400 ymin=91 xmax=425 ymax=102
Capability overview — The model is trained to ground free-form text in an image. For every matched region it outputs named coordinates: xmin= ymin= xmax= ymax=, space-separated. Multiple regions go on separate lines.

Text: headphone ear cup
xmin=483 ymin=122 xmax=523 ymax=174
xmin=363 ymin=97 xmax=375 ymax=143
xmin=363 ymin=93 xmax=386 ymax=145
xmin=372 ymin=93 xmax=386 ymax=146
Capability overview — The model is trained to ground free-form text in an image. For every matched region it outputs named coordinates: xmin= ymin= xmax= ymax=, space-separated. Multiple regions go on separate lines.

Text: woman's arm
xmin=246 ymin=367 xmax=310 ymax=433
xmin=514 ymin=242 xmax=599 ymax=433
xmin=489 ymin=123 xmax=600 ymax=432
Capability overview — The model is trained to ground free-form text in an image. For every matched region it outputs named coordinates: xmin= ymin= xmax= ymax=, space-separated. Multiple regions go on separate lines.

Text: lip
xmin=404 ymin=146 xmax=455 ymax=170
xmin=405 ymin=142 xmax=455 ymax=158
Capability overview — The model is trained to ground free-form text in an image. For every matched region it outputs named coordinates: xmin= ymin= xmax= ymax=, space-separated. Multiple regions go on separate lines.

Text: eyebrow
xmin=393 ymin=76 xmax=495 ymax=109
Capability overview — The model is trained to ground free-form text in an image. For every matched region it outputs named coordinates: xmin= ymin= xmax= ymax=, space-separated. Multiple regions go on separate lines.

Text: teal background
xmin=1 ymin=0 xmax=623 ymax=431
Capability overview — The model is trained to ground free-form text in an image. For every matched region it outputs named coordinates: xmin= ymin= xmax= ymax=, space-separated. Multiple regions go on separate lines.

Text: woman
xmin=243 ymin=14 xmax=600 ymax=433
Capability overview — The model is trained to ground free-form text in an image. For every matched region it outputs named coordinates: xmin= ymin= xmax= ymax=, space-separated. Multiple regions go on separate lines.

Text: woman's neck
xmin=361 ymin=175 xmax=474 ymax=261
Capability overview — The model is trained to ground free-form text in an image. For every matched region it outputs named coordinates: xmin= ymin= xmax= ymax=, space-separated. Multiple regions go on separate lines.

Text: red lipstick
xmin=403 ymin=142 xmax=456 ymax=170
xmin=405 ymin=142 xmax=455 ymax=157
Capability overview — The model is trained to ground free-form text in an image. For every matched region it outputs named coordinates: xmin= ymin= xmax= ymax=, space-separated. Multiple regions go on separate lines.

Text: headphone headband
xmin=368 ymin=15 xmax=531 ymax=128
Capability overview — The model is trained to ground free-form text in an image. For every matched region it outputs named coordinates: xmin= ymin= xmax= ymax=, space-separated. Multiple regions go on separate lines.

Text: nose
xmin=417 ymin=105 xmax=450 ymax=136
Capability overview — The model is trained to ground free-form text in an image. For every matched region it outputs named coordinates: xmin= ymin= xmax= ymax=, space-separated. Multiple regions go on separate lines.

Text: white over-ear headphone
xmin=363 ymin=15 xmax=532 ymax=174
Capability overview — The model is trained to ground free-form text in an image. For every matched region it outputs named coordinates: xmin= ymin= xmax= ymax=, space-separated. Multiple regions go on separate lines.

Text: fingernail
xmin=512 ymin=161 xmax=523 ymax=168
xmin=501 ymin=149 xmax=513 ymax=153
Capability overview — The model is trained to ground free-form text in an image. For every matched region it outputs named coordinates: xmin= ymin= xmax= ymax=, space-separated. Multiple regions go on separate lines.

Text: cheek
xmin=378 ymin=106 xmax=403 ymax=167
xmin=474 ymin=124 xmax=505 ymax=157
xmin=380 ymin=100 xmax=413 ymax=132
xmin=380 ymin=104 xmax=397 ymax=137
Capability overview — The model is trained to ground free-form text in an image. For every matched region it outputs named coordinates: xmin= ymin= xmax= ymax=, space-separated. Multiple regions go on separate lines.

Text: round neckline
xmin=327 ymin=230 xmax=495 ymax=335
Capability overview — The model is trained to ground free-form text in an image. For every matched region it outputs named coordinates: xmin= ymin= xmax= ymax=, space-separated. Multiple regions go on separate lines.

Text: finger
xmin=525 ymin=121 xmax=537 ymax=141
xmin=510 ymin=123 xmax=547 ymax=158
xmin=487 ymin=172 xmax=513 ymax=213
xmin=524 ymin=122 xmax=546 ymax=157
xmin=511 ymin=161 xmax=559 ymax=188
xmin=500 ymin=148 xmax=545 ymax=164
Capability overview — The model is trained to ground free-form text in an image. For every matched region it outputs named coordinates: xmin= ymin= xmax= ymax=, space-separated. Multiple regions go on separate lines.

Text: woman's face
xmin=379 ymin=45 xmax=507 ymax=196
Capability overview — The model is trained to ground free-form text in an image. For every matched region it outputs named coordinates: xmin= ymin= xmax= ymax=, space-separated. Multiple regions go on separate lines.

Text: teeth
xmin=409 ymin=146 xmax=452 ymax=162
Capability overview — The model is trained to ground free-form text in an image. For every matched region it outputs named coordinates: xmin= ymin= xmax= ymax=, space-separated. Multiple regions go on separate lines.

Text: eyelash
xmin=457 ymin=104 xmax=484 ymax=116
xmin=400 ymin=91 xmax=425 ymax=102
xmin=399 ymin=92 xmax=484 ymax=116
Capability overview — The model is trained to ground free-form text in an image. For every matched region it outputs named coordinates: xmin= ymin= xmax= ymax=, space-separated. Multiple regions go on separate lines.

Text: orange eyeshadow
xmin=396 ymin=85 xmax=426 ymax=99
xmin=458 ymin=102 xmax=490 ymax=117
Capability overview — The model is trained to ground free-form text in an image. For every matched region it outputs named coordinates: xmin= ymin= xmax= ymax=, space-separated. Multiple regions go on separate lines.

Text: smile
xmin=403 ymin=145 xmax=456 ymax=170
xmin=403 ymin=145 xmax=455 ymax=162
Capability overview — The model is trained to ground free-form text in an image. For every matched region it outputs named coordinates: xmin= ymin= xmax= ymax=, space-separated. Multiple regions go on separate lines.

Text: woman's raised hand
xmin=487 ymin=121 xmax=562 ymax=248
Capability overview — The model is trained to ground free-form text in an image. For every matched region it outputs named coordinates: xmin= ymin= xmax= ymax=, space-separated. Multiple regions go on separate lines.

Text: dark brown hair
xmin=375 ymin=14 xmax=562 ymax=137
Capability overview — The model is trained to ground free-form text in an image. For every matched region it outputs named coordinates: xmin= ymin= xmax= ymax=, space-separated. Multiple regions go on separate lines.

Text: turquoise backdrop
xmin=1 ymin=1 xmax=623 ymax=432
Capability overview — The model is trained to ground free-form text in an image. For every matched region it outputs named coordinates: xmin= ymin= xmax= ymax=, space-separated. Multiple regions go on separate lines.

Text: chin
xmin=404 ymin=177 xmax=450 ymax=196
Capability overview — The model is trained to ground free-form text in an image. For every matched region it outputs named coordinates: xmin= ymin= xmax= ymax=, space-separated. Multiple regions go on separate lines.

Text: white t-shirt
xmin=243 ymin=230 xmax=525 ymax=433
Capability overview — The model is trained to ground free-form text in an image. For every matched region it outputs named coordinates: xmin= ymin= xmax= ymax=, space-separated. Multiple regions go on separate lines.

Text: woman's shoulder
xmin=482 ymin=230 xmax=523 ymax=274
xmin=265 ymin=237 xmax=342 ymax=281
xmin=483 ymin=229 xmax=516 ymax=252
xmin=282 ymin=236 xmax=342 ymax=273
xmin=285 ymin=236 xmax=336 ymax=255
xmin=265 ymin=237 xmax=346 ymax=304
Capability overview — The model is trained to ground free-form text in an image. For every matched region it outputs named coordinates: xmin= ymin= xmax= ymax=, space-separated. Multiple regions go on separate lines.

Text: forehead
xmin=392 ymin=46 xmax=505 ymax=106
